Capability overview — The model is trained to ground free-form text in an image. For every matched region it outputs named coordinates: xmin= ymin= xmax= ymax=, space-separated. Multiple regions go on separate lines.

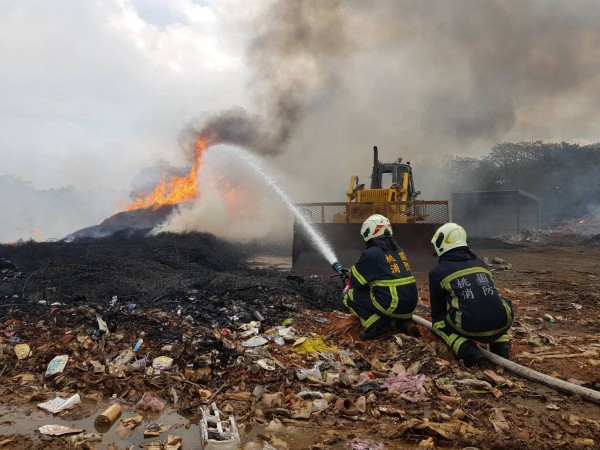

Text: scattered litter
xmin=347 ymin=438 xmax=386 ymax=449
xmin=14 ymin=343 xmax=31 ymax=360
xmin=256 ymin=359 xmax=276 ymax=371
xmin=335 ymin=398 xmax=360 ymax=416
xmin=242 ymin=336 xmax=268 ymax=348
xmin=95 ymin=404 xmax=122 ymax=426
xmin=546 ymin=403 xmax=560 ymax=410
xmin=544 ymin=314 xmax=556 ymax=324
xmin=274 ymin=326 xmax=297 ymax=342
xmin=38 ymin=393 xmax=81 ymax=414
xmin=45 ymin=355 xmax=69 ymax=376
xmin=152 ymin=356 xmax=174 ymax=371
xmin=133 ymin=338 xmax=144 ymax=352
xmin=166 ymin=434 xmax=183 ymax=450
xmin=291 ymin=336 xmax=337 ymax=355
xmin=199 ymin=402 xmax=240 ymax=450
xmin=144 ymin=422 xmax=171 ymax=437
xmin=239 ymin=321 xmax=260 ymax=338
xmin=38 ymin=425 xmax=83 ymax=436
xmin=455 ymin=379 xmax=493 ymax=391
xmin=381 ymin=372 xmax=427 ymax=402
xmin=135 ymin=394 xmax=166 ymax=412
xmin=356 ymin=381 xmax=380 ymax=393
xmin=296 ymin=365 xmax=322 ymax=381
xmin=68 ymin=432 xmax=102 ymax=446
xmin=96 ymin=315 xmax=109 ymax=334
xmin=489 ymin=408 xmax=510 ymax=433
xmin=538 ymin=333 xmax=556 ymax=345
xmin=117 ymin=415 xmax=143 ymax=438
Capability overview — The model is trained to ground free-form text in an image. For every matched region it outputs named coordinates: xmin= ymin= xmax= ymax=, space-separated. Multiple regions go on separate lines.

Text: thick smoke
xmin=163 ymin=0 xmax=600 ymax=241
xmin=190 ymin=0 xmax=349 ymax=156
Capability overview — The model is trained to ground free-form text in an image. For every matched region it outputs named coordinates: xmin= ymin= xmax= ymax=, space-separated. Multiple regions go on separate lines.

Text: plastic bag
xmin=135 ymin=394 xmax=165 ymax=412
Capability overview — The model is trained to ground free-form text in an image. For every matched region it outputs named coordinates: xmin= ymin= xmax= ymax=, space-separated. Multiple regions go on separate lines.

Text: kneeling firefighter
xmin=429 ymin=223 xmax=514 ymax=366
xmin=343 ymin=214 xmax=418 ymax=340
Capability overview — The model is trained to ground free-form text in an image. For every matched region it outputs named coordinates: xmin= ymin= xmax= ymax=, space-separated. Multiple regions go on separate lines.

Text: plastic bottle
xmin=133 ymin=338 xmax=144 ymax=352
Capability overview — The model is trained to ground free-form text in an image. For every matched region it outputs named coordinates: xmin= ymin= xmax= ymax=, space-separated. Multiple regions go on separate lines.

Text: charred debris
xmin=0 ymin=232 xmax=341 ymax=328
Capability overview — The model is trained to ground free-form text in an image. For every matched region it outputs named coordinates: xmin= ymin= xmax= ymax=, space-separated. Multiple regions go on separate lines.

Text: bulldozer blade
xmin=292 ymin=222 xmax=439 ymax=280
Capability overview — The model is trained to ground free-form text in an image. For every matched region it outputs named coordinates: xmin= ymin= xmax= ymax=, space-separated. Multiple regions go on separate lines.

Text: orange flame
xmin=126 ymin=139 xmax=208 ymax=211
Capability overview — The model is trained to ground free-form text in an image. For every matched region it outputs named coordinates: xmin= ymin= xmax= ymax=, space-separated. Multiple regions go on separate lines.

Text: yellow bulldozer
xmin=292 ymin=146 xmax=449 ymax=275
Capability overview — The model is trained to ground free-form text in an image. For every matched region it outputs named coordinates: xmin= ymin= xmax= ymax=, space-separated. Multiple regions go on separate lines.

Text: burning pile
xmin=125 ymin=139 xmax=208 ymax=212
xmin=505 ymin=212 xmax=600 ymax=247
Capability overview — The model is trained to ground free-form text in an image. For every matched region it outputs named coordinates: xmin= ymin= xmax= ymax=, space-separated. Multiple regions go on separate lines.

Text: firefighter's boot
xmin=359 ymin=321 xmax=391 ymax=340
xmin=489 ymin=342 xmax=510 ymax=359
xmin=390 ymin=319 xmax=410 ymax=334
xmin=458 ymin=341 xmax=487 ymax=367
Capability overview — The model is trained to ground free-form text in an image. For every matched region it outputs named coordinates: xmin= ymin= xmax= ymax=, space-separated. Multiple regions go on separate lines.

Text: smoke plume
xmin=189 ymin=0 xmax=350 ymax=156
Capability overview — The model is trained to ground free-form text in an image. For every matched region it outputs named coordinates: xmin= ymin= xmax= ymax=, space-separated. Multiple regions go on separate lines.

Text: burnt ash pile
xmin=0 ymin=232 xmax=342 ymax=329
xmin=503 ymin=213 xmax=600 ymax=247
xmin=63 ymin=205 xmax=176 ymax=241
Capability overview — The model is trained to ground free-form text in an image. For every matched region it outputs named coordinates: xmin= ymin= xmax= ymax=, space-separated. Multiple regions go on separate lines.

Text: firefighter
xmin=429 ymin=222 xmax=513 ymax=366
xmin=343 ymin=214 xmax=418 ymax=340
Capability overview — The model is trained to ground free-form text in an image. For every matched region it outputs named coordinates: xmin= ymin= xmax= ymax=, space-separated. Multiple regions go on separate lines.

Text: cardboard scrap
xmin=489 ymin=408 xmax=510 ymax=433
xmin=166 ymin=434 xmax=183 ymax=450
xmin=144 ymin=423 xmax=171 ymax=437
xmin=0 ymin=437 xmax=15 ymax=447
xmin=117 ymin=415 xmax=144 ymax=439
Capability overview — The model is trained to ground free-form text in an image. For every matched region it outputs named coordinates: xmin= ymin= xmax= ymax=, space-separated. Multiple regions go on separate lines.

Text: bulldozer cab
xmin=370 ymin=146 xmax=418 ymax=198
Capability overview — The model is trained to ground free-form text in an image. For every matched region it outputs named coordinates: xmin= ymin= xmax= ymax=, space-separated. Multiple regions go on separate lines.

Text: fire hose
xmin=331 ymin=261 xmax=600 ymax=405
xmin=411 ymin=314 xmax=600 ymax=406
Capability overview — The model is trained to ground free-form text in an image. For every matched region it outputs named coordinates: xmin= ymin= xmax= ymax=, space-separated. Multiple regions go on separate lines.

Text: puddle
xmin=0 ymin=404 xmax=425 ymax=449
xmin=0 ymin=404 xmax=200 ymax=449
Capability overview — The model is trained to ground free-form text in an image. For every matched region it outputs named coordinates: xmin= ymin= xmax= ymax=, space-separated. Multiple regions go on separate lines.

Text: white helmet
xmin=431 ymin=222 xmax=468 ymax=256
xmin=360 ymin=214 xmax=392 ymax=242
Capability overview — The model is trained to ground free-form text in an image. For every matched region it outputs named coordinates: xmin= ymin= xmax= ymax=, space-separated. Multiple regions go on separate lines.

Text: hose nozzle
xmin=332 ymin=261 xmax=343 ymax=274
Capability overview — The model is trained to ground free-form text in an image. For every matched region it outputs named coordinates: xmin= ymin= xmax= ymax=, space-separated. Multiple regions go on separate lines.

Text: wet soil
xmin=0 ymin=235 xmax=599 ymax=449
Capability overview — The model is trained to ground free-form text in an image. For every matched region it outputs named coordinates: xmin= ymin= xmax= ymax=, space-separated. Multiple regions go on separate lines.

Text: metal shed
xmin=451 ymin=190 xmax=541 ymax=237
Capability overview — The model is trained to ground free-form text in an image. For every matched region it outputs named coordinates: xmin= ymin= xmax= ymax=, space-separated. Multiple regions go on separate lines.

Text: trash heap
xmin=0 ymin=235 xmax=599 ymax=449
xmin=503 ymin=212 xmax=600 ymax=247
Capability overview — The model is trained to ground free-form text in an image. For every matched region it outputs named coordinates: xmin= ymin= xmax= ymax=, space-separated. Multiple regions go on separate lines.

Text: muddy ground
xmin=0 ymin=233 xmax=599 ymax=449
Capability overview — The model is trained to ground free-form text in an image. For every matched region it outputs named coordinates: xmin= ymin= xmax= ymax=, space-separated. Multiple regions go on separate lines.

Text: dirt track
xmin=0 ymin=236 xmax=599 ymax=449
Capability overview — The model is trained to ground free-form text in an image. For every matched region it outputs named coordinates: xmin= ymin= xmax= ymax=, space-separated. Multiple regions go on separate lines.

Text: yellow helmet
xmin=431 ymin=222 xmax=468 ymax=256
xmin=360 ymin=214 xmax=392 ymax=242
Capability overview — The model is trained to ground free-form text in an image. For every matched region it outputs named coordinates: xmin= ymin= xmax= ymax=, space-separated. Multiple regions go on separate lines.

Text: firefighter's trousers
xmin=432 ymin=314 xmax=511 ymax=358
xmin=343 ymin=288 xmax=413 ymax=330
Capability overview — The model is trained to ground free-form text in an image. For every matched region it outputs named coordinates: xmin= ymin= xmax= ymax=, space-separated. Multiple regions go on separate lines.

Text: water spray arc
xmin=229 ymin=148 xmax=339 ymax=267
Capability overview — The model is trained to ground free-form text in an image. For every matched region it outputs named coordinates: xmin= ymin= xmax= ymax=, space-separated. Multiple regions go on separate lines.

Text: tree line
xmin=442 ymin=141 xmax=600 ymax=222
